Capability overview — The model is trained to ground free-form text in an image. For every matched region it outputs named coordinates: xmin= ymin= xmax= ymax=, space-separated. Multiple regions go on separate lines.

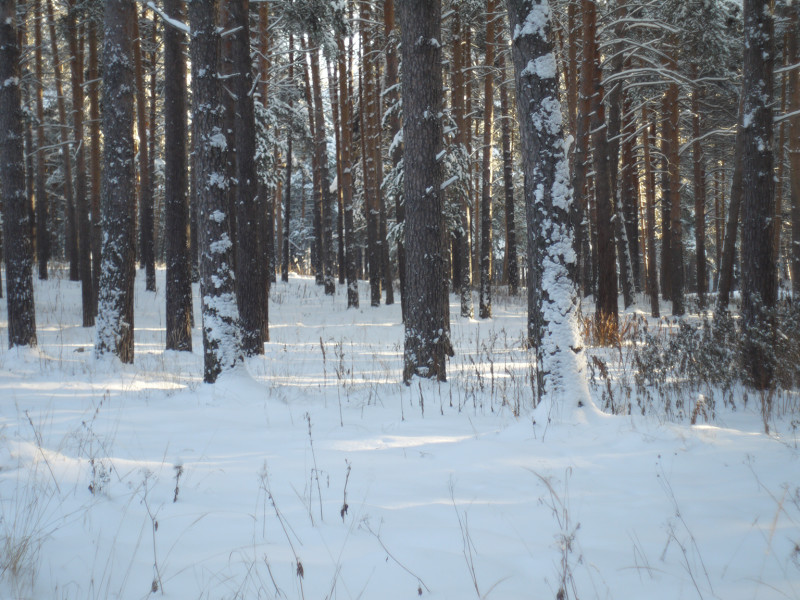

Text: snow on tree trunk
xmin=96 ymin=0 xmax=136 ymax=363
xmin=1 ymin=0 xmax=37 ymax=348
xmin=506 ymin=0 xmax=594 ymax=418
xmin=188 ymin=0 xmax=242 ymax=383
xmin=741 ymin=0 xmax=777 ymax=390
xmin=398 ymin=0 xmax=453 ymax=382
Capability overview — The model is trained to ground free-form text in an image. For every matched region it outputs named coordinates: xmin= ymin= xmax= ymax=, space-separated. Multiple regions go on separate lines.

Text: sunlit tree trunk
xmin=641 ymin=103 xmax=660 ymax=317
xmin=479 ymin=0 xmax=497 ymax=319
xmin=88 ymin=18 xmax=102 ymax=314
xmin=96 ymin=0 xmax=136 ymax=363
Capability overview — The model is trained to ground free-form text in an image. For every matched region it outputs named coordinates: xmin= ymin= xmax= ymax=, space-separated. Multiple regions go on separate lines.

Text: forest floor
xmin=1 ymin=268 xmax=799 ymax=600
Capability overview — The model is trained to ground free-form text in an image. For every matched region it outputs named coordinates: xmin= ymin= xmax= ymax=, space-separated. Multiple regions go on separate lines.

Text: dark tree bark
xmin=385 ymin=0 xmax=405 ymax=315
xmin=282 ymin=37 xmax=294 ymax=284
xmin=620 ymin=89 xmax=640 ymax=293
xmin=1 ymin=0 xmax=37 ymax=348
xmin=663 ymin=50 xmax=684 ymax=316
xmin=230 ymin=0 xmax=266 ymax=353
xmin=584 ymin=0 xmax=618 ymax=330
xmin=506 ymin=0 xmax=590 ymax=412
xmin=451 ymin=8 xmax=473 ymax=318
xmin=33 ymin=0 xmax=49 ymax=280
xmin=337 ymin=34 xmax=359 ymax=308
xmin=133 ymin=7 xmax=155 ymax=292
xmin=788 ymin=6 xmax=799 ymax=298
xmin=88 ymin=18 xmax=102 ymax=315
xmin=691 ymin=70 xmax=708 ymax=309
xmin=96 ymin=0 xmax=136 ymax=363
xmin=741 ymin=0 xmax=777 ymax=390
xmin=479 ymin=0 xmax=497 ymax=319
xmin=163 ymin=0 xmax=192 ymax=351
xmin=717 ymin=96 xmax=745 ymax=310
xmin=189 ymin=0 xmax=242 ymax=383
xmin=310 ymin=46 xmax=335 ymax=296
xmin=399 ymin=0 xmax=453 ymax=382
xmin=66 ymin=0 xmax=94 ymax=327
xmin=641 ymin=103 xmax=660 ymax=317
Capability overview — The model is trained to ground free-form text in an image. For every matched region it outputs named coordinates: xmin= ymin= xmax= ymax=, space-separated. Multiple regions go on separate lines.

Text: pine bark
xmin=788 ymin=6 xmax=799 ymax=297
xmin=230 ymin=0 xmax=266 ymax=354
xmin=133 ymin=8 xmax=155 ymax=292
xmin=1 ymin=0 xmax=37 ymax=348
xmin=479 ymin=0 xmax=497 ymax=319
xmin=664 ymin=51 xmax=684 ymax=316
xmin=691 ymin=73 xmax=707 ymax=308
xmin=88 ymin=19 xmax=102 ymax=314
xmin=506 ymin=0 xmax=590 ymax=411
xmin=399 ymin=0 xmax=453 ymax=382
xmin=741 ymin=0 xmax=777 ymax=390
xmin=96 ymin=0 xmax=136 ymax=363
xmin=189 ymin=0 xmax=242 ymax=382
xmin=282 ymin=37 xmax=294 ymax=284
xmin=164 ymin=0 xmax=192 ymax=351
xmin=33 ymin=0 xmax=49 ymax=280
xmin=499 ymin=52 xmax=518 ymax=295
xmin=641 ymin=103 xmax=660 ymax=317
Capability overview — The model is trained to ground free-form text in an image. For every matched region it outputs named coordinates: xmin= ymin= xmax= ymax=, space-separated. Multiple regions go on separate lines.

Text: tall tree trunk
xmin=692 ymin=70 xmax=707 ymax=309
xmin=96 ymin=0 xmax=136 ymax=363
xmin=189 ymin=0 xmax=241 ymax=382
xmin=282 ymin=37 xmax=294 ymax=284
xmin=789 ymin=7 xmax=800 ymax=297
xmin=664 ymin=49 xmax=684 ymax=316
xmin=741 ymin=0 xmax=777 ymax=390
xmin=399 ymin=0 xmax=453 ymax=382
xmin=45 ymin=0 xmax=77 ymax=280
xmin=479 ymin=0 xmax=497 ymax=319
xmin=133 ymin=7 xmax=155 ymax=292
xmin=498 ymin=51 xmax=518 ymax=295
xmin=328 ymin=58 xmax=345 ymax=285
xmin=310 ymin=46 xmax=335 ymax=296
xmin=163 ymin=0 xmax=192 ymax=351
xmin=67 ymin=1 xmax=94 ymax=326
xmin=230 ymin=0 xmax=266 ymax=353
xmin=584 ymin=0 xmax=618 ymax=330
xmin=620 ymin=81 xmax=640 ymax=293
xmin=451 ymin=7 xmax=473 ymax=318
xmin=717 ymin=96 xmax=745 ymax=310
xmin=385 ymin=0 xmax=405 ymax=316
xmin=506 ymin=0 xmax=591 ymax=416
xmin=88 ymin=18 xmax=102 ymax=314
xmin=33 ymin=0 xmax=49 ymax=280
xmin=1 ymin=0 xmax=37 ymax=347
xmin=337 ymin=34 xmax=359 ymax=308
xmin=641 ymin=103 xmax=660 ymax=317
xmin=660 ymin=102 xmax=673 ymax=301
xmin=300 ymin=40 xmax=322 ymax=286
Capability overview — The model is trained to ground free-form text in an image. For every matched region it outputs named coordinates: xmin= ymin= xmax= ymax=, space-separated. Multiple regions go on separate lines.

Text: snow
xmin=1 ymin=269 xmax=799 ymax=599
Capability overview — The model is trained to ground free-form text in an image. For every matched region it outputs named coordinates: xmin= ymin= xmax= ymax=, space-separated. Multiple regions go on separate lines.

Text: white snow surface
xmin=1 ymin=269 xmax=798 ymax=599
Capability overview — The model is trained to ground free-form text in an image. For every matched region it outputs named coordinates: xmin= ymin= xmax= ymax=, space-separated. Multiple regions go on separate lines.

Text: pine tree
xmin=1 ymin=0 xmax=37 ymax=348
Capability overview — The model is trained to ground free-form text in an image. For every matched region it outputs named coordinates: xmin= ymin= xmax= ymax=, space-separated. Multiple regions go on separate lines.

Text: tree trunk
xmin=33 ymin=0 xmax=49 ymax=280
xmin=479 ymin=0 xmax=497 ymax=319
xmin=506 ymin=0 xmax=591 ymax=415
xmin=788 ymin=7 xmax=800 ymax=298
xmin=664 ymin=51 xmax=684 ymax=316
xmin=230 ymin=0 xmax=266 ymax=354
xmin=337 ymin=34 xmax=360 ymax=308
xmin=717 ymin=95 xmax=745 ymax=311
xmin=741 ymin=0 xmax=777 ymax=390
xmin=620 ymin=83 xmax=640 ymax=293
xmin=88 ymin=18 xmax=102 ymax=314
xmin=691 ymin=71 xmax=707 ymax=309
xmin=328 ymin=57 xmax=345 ymax=285
xmin=66 ymin=1 xmax=94 ymax=326
xmin=641 ymin=103 xmax=660 ymax=317
xmin=451 ymin=7 xmax=473 ymax=318
xmin=282 ymin=36 xmax=294 ymax=284
xmin=133 ymin=7 xmax=155 ymax=292
xmin=310 ymin=46 xmax=335 ymax=296
xmin=399 ymin=0 xmax=453 ymax=382
xmin=584 ymin=0 xmax=618 ymax=330
xmin=96 ymin=0 xmax=136 ymax=363
xmin=163 ymin=0 xmax=192 ymax=351
xmin=498 ymin=51 xmax=518 ymax=295
xmin=1 ymin=0 xmax=37 ymax=347
xmin=45 ymin=0 xmax=78 ymax=280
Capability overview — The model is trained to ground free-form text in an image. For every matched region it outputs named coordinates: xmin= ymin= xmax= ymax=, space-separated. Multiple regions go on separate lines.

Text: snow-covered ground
xmin=1 ymin=268 xmax=798 ymax=600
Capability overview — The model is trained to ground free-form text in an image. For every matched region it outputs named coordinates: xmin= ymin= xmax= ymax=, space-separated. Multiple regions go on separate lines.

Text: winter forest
xmin=1 ymin=0 xmax=799 ymax=598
